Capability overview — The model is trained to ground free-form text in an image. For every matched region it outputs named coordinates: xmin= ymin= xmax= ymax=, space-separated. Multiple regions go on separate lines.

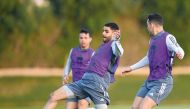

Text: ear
xmin=149 ymin=22 xmax=154 ymax=27
xmin=89 ymin=37 xmax=92 ymax=42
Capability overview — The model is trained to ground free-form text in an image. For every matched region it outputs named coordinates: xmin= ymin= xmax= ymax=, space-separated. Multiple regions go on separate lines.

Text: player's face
xmin=79 ymin=33 xmax=92 ymax=49
xmin=147 ymin=20 xmax=154 ymax=36
xmin=102 ymin=26 xmax=115 ymax=42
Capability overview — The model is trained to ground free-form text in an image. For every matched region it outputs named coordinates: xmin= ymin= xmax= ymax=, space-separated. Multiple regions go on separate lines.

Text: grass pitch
xmin=0 ymin=75 xmax=190 ymax=108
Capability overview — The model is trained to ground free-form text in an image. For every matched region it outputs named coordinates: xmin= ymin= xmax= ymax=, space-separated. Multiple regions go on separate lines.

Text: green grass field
xmin=1 ymin=104 xmax=190 ymax=109
xmin=0 ymin=75 xmax=190 ymax=108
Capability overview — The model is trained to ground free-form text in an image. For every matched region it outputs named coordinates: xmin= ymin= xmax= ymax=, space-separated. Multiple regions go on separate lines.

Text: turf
xmin=2 ymin=105 xmax=190 ymax=109
xmin=0 ymin=75 xmax=190 ymax=108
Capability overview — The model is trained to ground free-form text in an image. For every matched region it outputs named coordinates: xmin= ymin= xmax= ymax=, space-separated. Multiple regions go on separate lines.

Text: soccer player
xmin=62 ymin=28 xmax=94 ymax=109
xmin=122 ymin=13 xmax=185 ymax=109
xmin=43 ymin=22 xmax=124 ymax=109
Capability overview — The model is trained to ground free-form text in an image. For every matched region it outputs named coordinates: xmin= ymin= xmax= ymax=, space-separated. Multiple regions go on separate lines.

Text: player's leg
xmin=66 ymin=97 xmax=91 ymax=109
xmin=43 ymin=86 xmax=75 ymax=109
xmin=66 ymin=80 xmax=90 ymax=109
xmin=78 ymin=98 xmax=89 ymax=109
xmin=139 ymin=75 xmax=173 ymax=109
xmin=131 ymin=81 xmax=149 ymax=109
xmin=66 ymin=97 xmax=78 ymax=109
xmin=139 ymin=96 xmax=156 ymax=109
xmin=131 ymin=96 xmax=143 ymax=109
xmin=66 ymin=102 xmax=77 ymax=109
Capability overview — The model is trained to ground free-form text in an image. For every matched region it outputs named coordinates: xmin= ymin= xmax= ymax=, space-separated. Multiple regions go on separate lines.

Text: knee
xmin=78 ymin=100 xmax=89 ymax=109
xmin=138 ymin=105 xmax=145 ymax=109
xmin=48 ymin=93 xmax=57 ymax=102
xmin=131 ymin=104 xmax=139 ymax=109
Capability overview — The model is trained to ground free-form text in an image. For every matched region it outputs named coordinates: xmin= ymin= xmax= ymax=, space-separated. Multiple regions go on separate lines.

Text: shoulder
xmin=87 ymin=48 xmax=94 ymax=55
xmin=166 ymin=34 xmax=177 ymax=43
xmin=70 ymin=47 xmax=78 ymax=55
xmin=89 ymin=48 xmax=94 ymax=52
xmin=72 ymin=46 xmax=81 ymax=52
xmin=166 ymin=32 xmax=175 ymax=38
xmin=72 ymin=46 xmax=79 ymax=50
xmin=164 ymin=31 xmax=174 ymax=39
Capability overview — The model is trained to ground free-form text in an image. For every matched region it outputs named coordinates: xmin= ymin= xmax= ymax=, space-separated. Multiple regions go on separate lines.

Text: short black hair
xmin=147 ymin=13 xmax=163 ymax=25
xmin=104 ymin=22 xmax=119 ymax=30
xmin=80 ymin=28 xmax=91 ymax=37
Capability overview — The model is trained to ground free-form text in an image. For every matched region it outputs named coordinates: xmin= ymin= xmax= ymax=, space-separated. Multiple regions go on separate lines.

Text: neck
xmin=152 ymin=26 xmax=164 ymax=36
xmin=103 ymin=39 xmax=112 ymax=43
xmin=80 ymin=45 xmax=90 ymax=50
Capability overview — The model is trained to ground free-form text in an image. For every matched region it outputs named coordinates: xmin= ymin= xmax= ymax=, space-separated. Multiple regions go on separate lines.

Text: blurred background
xmin=0 ymin=0 xmax=190 ymax=109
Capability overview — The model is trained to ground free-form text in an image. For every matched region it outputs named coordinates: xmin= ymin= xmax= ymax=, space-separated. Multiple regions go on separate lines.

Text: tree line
xmin=0 ymin=0 xmax=189 ymax=67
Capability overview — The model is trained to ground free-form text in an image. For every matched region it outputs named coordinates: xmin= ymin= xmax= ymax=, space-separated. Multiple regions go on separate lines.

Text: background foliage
xmin=0 ymin=0 xmax=189 ymax=67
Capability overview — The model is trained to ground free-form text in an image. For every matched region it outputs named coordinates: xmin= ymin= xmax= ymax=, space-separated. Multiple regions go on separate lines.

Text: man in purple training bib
xmin=43 ymin=22 xmax=124 ymax=109
xmin=62 ymin=28 xmax=94 ymax=109
xmin=122 ymin=13 xmax=185 ymax=109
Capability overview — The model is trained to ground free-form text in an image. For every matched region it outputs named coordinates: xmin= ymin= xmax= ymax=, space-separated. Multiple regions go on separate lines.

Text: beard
xmin=103 ymin=37 xmax=111 ymax=43
xmin=148 ymin=31 xmax=154 ymax=37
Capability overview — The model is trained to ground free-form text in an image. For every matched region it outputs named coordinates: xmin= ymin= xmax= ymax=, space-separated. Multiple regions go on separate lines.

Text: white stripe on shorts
xmin=157 ymin=83 xmax=166 ymax=102
xmin=159 ymin=83 xmax=166 ymax=95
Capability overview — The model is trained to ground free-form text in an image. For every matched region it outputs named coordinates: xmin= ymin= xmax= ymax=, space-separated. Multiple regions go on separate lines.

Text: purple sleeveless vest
xmin=71 ymin=47 xmax=94 ymax=82
xmin=148 ymin=31 xmax=172 ymax=80
xmin=87 ymin=40 xmax=114 ymax=77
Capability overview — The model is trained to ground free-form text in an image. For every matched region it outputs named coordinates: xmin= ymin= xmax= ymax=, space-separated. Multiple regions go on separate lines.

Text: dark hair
xmin=104 ymin=22 xmax=119 ymax=30
xmin=80 ymin=28 xmax=91 ymax=37
xmin=147 ymin=13 xmax=163 ymax=25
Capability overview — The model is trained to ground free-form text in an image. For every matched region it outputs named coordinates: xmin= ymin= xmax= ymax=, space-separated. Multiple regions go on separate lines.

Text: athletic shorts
xmin=66 ymin=72 xmax=110 ymax=105
xmin=66 ymin=96 xmax=91 ymax=104
xmin=136 ymin=74 xmax=173 ymax=104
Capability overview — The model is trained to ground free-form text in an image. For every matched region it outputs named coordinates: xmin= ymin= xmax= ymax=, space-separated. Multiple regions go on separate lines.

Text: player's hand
xmin=62 ymin=75 xmax=69 ymax=85
xmin=121 ymin=66 xmax=132 ymax=75
xmin=114 ymin=30 xmax=121 ymax=40
xmin=176 ymin=51 xmax=183 ymax=60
